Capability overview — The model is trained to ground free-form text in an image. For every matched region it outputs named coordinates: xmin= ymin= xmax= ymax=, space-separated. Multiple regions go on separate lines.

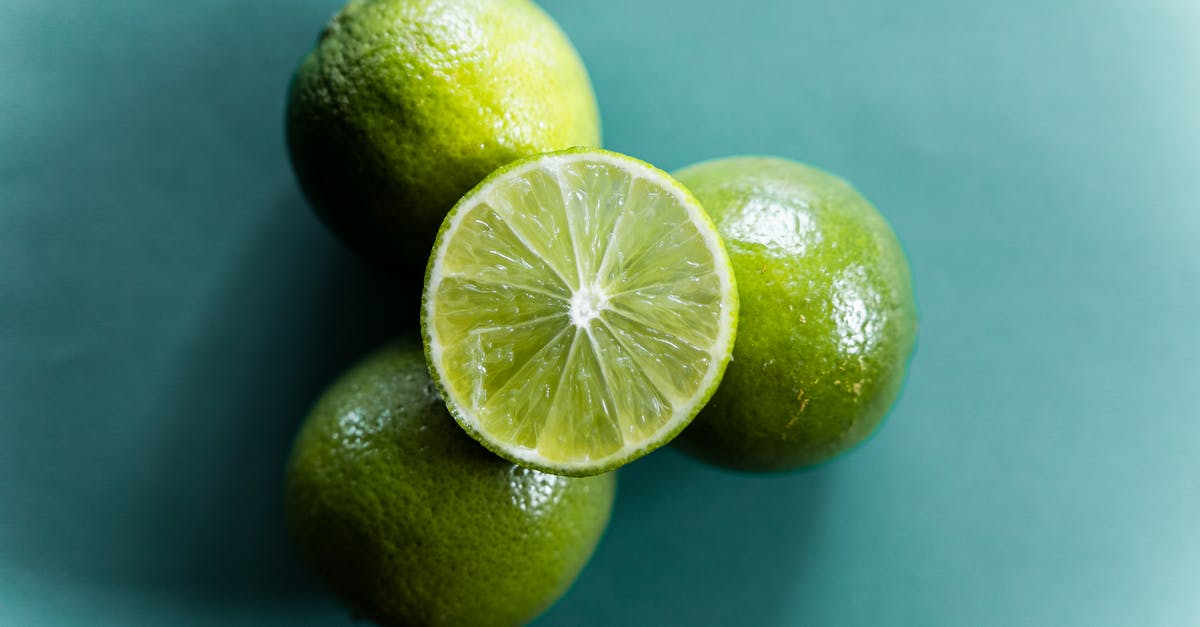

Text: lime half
xmin=423 ymin=148 xmax=738 ymax=476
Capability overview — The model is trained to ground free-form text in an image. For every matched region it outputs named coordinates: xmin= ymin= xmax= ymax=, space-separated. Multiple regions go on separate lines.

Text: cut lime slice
xmin=422 ymin=148 xmax=738 ymax=476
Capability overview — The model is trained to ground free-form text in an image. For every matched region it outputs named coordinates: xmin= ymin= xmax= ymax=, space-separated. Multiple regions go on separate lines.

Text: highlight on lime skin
xmin=423 ymin=148 xmax=739 ymax=477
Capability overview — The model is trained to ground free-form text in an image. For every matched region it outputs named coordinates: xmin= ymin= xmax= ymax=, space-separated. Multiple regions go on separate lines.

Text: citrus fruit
xmin=284 ymin=340 xmax=615 ymax=627
xmin=672 ymin=157 xmax=918 ymax=471
xmin=422 ymin=148 xmax=739 ymax=477
xmin=286 ymin=0 xmax=601 ymax=274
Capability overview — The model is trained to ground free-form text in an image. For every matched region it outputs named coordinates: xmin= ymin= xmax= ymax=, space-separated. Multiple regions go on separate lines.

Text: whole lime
xmin=286 ymin=0 xmax=601 ymax=274
xmin=284 ymin=340 xmax=615 ymax=627
xmin=673 ymin=157 xmax=918 ymax=471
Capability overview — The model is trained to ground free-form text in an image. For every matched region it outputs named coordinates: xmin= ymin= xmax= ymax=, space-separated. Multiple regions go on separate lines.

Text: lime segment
xmin=424 ymin=148 xmax=738 ymax=476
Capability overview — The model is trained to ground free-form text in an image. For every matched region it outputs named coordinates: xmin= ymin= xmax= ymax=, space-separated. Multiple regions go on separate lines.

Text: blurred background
xmin=2 ymin=0 xmax=1197 ymax=625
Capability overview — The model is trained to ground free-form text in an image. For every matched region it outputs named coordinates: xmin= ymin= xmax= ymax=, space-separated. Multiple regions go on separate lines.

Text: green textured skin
xmin=673 ymin=157 xmax=918 ymax=471
xmin=286 ymin=0 xmax=601 ymax=275
xmin=284 ymin=340 xmax=615 ymax=627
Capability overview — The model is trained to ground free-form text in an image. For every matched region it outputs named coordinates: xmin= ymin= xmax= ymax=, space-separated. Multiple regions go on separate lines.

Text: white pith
xmin=568 ymin=283 xmax=608 ymax=327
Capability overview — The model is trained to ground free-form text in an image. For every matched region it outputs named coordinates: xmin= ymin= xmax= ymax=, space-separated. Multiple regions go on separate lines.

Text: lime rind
xmin=423 ymin=148 xmax=738 ymax=476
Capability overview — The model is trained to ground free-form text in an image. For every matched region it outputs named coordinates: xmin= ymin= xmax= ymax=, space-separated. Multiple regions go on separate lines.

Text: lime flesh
xmin=423 ymin=148 xmax=739 ymax=476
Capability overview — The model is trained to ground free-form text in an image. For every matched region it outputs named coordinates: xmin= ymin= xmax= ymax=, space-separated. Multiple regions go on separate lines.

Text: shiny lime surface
xmin=286 ymin=0 xmax=601 ymax=274
xmin=285 ymin=341 xmax=615 ymax=627
xmin=674 ymin=157 xmax=917 ymax=470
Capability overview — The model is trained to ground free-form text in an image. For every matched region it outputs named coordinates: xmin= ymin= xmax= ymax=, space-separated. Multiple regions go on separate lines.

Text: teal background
xmin=2 ymin=0 xmax=1198 ymax=625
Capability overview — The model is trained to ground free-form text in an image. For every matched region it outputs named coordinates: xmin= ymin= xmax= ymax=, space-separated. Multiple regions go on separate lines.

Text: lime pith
xmin=423 ymin=148 xmax=738 ymax=476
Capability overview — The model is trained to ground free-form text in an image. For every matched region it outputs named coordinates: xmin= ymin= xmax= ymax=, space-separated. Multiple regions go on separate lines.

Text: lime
xmin=672 ymin=157 xmax=918 ymax=471
xmin=284 ymin=340 xmax=615 ymax=627
xmin=422 ymin=148 xmax=739 ymax=477
xmin=286 ymin=0 xmax=601 ymax=274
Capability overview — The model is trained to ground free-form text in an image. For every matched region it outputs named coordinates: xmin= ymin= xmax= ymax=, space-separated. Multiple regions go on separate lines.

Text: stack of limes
xmin=282 ymin=1 xmax=917 ymax=625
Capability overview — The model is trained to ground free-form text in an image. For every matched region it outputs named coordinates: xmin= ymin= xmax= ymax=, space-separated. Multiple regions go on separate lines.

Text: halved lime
xmin=422 ymin=148 xmax=738 ymax=476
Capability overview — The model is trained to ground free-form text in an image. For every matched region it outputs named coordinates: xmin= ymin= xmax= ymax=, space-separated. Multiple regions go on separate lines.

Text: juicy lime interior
xmin=424 ymin=149 xmax=737 ymax=475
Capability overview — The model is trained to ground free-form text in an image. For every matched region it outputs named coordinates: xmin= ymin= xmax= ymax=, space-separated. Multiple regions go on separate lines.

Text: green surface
xmin=2 ymin=0 xmax=1199 ymax=625
xmin=287 ymin=0 xmax=600 ymax=274
xmin=673 ymin=157 xmax=916 ymax=470
xmin=285 ymin=340 xmax=614 ymax=627
xmin=422 ymin=148 xmax=737 ymax=476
